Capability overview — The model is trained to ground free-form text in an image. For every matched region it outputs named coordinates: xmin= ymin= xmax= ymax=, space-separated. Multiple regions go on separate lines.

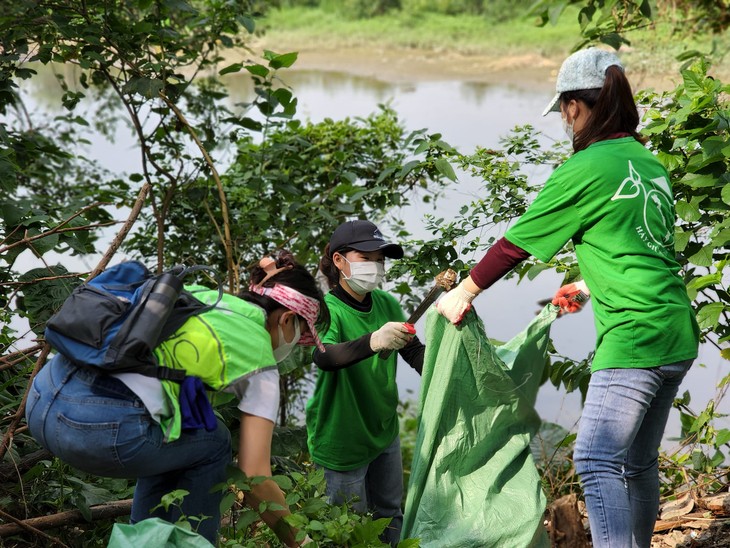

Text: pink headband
xmin=249 ymin=281 xmax=325 ymax=352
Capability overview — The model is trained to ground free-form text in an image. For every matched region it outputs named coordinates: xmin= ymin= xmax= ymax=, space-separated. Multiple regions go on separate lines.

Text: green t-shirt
xmin=154 ymin=287 xmax=276 ymax=442
xmin=505 ymin=137 xmax=699 ymax=371
xmin=306 ymin=289 xmax=406 ymax=471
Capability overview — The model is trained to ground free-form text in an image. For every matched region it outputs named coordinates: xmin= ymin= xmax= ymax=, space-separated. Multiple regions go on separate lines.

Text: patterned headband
xmin=249 ymin=281 xmax=325 ymax=352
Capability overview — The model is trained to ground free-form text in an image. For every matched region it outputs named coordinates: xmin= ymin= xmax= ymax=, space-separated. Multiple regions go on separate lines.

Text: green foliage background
xmin=1 ymin=0 xmax=730 ymax=545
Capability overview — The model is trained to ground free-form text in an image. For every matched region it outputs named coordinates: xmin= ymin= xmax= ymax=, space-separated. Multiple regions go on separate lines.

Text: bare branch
xmin=160 ymin=92 xmax=234 ymax=291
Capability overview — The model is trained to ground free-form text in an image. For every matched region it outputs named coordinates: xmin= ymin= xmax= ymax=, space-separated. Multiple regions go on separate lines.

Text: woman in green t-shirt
xmin=437 ymin=48 xmax=699 ymax=548
xmin=306 ymin=220 xmax=425 ymax=546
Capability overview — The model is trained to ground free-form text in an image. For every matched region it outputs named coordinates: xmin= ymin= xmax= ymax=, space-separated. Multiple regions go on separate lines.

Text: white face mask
xmin=273 ymin=315 xmax=301 ymax=363
xmin=562 ymin=115 xmax=575 ymax=143
xmin=342 ymin=258 xmax=385 ymax=295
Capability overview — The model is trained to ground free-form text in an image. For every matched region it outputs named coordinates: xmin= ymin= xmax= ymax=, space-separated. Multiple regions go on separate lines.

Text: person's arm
xmin=312 ymin=323 xmax=413 ymax=370
xmin=437 ymin=237 xmax=530 ymax=324
xmin=399 ymin=335 xmax=424 ymax=375
xmin=469 ymin=237 xmax=531 ymax=290
xmin=238 ymin=413 xmax=301 ymax=547
xmin=312 ymin=335 xmax=374 ymax=371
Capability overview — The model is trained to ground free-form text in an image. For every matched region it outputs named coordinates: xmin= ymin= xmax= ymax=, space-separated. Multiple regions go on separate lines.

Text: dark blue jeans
xmin=323 ymin=436 xmax=403 ymax=546
xmin=26 ymin=355 xmax=231 ymax=544
xmin=573 ymin=360 xmax=693 ymax=548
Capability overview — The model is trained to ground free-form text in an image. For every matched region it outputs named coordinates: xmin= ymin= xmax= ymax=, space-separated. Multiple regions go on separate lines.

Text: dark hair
xmin=239 ymin=249 xmax=330 ymax=332
xmin=318 ymin=244 xmax=352 ymax=290
xmin=560 ymin=65 xmax=647 ymax=153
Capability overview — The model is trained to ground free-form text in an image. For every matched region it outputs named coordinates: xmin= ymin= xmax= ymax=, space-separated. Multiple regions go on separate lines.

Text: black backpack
xmin=44 ymin=260 xmax=222 ymax=382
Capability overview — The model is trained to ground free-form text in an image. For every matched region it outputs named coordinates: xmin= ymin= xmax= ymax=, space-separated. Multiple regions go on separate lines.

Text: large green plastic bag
xmin=107 ymin=518 xmax=214 ymax=548
xmin=401 ymin=305 xmax=559 ymax=547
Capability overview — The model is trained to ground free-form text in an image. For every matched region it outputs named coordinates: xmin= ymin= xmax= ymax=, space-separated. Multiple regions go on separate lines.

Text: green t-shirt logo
xmin=611 ymin=159 xmax=674 ymax=252
xmin=505 ymin=137 xmax=698 ymax=370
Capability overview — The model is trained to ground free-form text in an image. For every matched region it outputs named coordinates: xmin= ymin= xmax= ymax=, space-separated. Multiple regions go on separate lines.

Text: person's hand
xmin=437 ymin=279 xmax=478 ymax=325
xmin=552 ymin=280 xmax=590 ymax=314
xmin=370 ymin=322 xmax=413 ymax=352
xmin=300 ymin=535 xmax=314 ymax=546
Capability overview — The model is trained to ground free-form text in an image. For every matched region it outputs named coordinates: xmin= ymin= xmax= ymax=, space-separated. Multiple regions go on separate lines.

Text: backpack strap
xmin=155 ymin=265 xmax=224 ymax=345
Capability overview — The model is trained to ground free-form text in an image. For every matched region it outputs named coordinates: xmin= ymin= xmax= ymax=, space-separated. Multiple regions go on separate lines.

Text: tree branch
xmin=160 ymin=92 xmax=235 ymax=291
xmin=0 ymin=500 xmax=133 ymax=538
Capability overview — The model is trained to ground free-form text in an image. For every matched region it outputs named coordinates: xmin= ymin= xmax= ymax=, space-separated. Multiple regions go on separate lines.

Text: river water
xmin=13 ymin=61 xmax=727 ymax=448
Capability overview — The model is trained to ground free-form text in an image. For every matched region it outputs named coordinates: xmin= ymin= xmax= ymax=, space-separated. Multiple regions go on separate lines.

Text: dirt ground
xmin=243 ymin=38 xmax=711 ymax=93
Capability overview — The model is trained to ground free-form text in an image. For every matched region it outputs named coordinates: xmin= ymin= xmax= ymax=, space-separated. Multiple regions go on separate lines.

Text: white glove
xmin=370 ymin=322 xmax=413 ymax=352
xmin=437 ymin=280 xmax=478 ymax=325
xmin=300 ymin=535 xmax=314 ymax=546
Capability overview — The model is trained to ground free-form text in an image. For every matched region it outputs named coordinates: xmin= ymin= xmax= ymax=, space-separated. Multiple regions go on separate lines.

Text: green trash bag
xmin=401 ymin=305 xmax=559 ymax=547
xmin=107 ymin=518 xmax=214 ymax=548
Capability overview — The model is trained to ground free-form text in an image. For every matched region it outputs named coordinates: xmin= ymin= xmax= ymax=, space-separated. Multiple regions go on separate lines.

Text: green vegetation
xmin=257 ymin=2 xmax=730 ymax=81
xmin=2 ymin=0 xmax=730 ymax=545
xmin=258 ymin=5 xmax=581 ymax=56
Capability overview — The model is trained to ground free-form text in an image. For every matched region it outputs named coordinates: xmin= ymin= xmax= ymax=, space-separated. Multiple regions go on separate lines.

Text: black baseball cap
xmin=328 ymin=220 xmax=404 ymax=259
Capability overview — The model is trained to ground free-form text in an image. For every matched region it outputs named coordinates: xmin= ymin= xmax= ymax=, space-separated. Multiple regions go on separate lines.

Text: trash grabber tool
xmin=379 ymin=268 xmax=458 ymax=359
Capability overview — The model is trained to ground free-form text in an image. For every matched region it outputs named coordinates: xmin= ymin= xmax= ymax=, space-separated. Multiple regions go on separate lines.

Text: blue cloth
xmin=25 ymin=355 xmax=231 ymax=544
xmin=573 ymin=359 xmax=693 ymax=548
xmin=179 ymin=376 xmax=217 ymax=432
xmin=323 ymin=436 xmax=403 ymax=546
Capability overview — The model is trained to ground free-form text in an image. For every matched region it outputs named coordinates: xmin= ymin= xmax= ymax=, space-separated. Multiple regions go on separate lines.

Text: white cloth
xmin=228 ymin=368 xmax=280 ymax=423
xmin=115 ymin=368 xmax=280 ymax=425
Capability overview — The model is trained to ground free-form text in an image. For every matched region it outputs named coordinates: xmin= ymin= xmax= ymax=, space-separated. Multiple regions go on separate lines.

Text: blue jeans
xmin=573 ymin=360 xmax=693 ymax=548
xmin=25 ymin=355 xmax=231 ymax=544
xmin=323 ymin=436 xmax=403 ymax=546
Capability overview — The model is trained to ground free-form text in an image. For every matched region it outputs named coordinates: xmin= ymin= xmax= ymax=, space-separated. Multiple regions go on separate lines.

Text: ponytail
xmin=319 ymin=244 xmax=351 ymax=290
xmin=561 ymin=66 xmax=647 ymax=153
xmin=239 ymin=249 xmax=330 ymax=332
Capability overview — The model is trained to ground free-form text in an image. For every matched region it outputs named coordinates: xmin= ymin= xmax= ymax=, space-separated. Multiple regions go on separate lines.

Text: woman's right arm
xmin=313 ymin=323 xmax=413 ymax=370
xmin=437 ymin=237 xmax=530 ymax=324
xmin=312 ymin=335 xmax=374 ymax=370
xmin=238 ymin=413 xmax=303 ymax=547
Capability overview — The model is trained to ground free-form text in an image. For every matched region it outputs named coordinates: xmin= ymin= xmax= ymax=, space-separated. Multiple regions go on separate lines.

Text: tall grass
xmin=257 ymin=6 xmax=581 ymax=56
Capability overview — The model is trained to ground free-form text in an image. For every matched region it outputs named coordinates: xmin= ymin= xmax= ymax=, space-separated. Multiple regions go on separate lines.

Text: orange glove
xmin=552 ymin=280 xmax=590 ymax=314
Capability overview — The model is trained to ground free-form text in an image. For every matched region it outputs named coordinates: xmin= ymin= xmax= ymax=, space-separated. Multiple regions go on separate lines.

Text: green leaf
xmin=687 ymin=245 xmax=714 ymax=267
xmin=235 ymin=509 xmax=261 ymax=532
xmin=722 ymin=183 xmax=730 ymax=206
xmin=687 ymin=272 xmax=722 ymax=292
xmin=715 ymin=429 xmax=730 ymax=446
xmin=245 ymin=64 xmax=269 ymax=78
xmin=675 ymin=199 xmax=701 ymax=222
xmin=269 ymin=52 xmax=298 ymax=70
xmin=219 ymin=491 xmax=235 ymax=515
xmin=696 ymin=302 xmax=725 ymax=330
xmin=681 ymin=173 xmax=717 ymax=188
xmin=674 ymin=229 xmax=690 ymax=253
xmin=434 ymin=158 xmax=456 ymax=181
xmin=219 ymin=63 xmax=242 ymax=76
xmin=272 ymin=475 xmax=292 ymax=490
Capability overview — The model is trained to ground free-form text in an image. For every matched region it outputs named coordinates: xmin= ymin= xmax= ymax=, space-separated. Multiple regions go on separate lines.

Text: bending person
xmin=26 ymin=250 xmax=327 ymax=546
xmin=437 ymin=48 xmax=699 ymax=548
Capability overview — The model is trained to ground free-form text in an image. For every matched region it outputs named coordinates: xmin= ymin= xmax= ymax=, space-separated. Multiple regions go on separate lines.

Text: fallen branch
xmin=0 ymin=508 xmax=70 ymax=547
xmin=0 ymin=499 xmax=133 ymax=537
xmin=0 ymin=449 xmax=52 ymax=482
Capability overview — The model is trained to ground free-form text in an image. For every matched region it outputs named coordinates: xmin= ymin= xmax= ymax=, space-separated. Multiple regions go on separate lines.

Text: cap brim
xmin=349 ymin=240 xmax=404 ymax=259
xmin=542 ymin=93 xmax=561 ymax=117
